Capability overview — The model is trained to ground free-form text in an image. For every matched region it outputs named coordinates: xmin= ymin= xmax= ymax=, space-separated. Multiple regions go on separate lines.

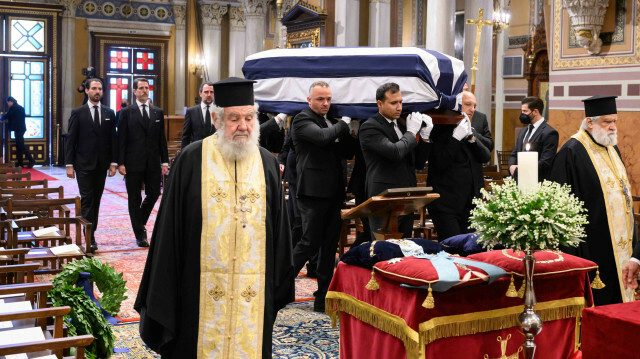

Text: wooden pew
xmin=0 ymin=334 xmax=94 ymax=358
xmin=0 ymin=263 xmax=40 ymax=285
xmin=0 ymin=168 xmax=21 ymax=175
xmin=0 ymin=173 xmax=31 ymax=181
xmin=0 ymin=179 xmax=48 ymax=189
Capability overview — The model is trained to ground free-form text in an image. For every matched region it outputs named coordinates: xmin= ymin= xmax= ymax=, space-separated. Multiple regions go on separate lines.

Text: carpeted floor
xmin=32 ymin=166 xmax=339 ymax=358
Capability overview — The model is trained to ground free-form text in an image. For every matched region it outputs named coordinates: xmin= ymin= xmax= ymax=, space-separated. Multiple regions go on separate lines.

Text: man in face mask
xmin=507 ymin=96 xmax=559 ymax=180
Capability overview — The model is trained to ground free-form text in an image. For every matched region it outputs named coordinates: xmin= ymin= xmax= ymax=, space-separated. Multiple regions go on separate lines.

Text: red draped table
xmin=581 ymin=300 xmax=640 ymax=359
xmin=327 ymin=262 xmax=593 ymax=359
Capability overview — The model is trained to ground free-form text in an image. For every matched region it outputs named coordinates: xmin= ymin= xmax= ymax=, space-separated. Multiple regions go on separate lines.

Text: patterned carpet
xmin=34 ymin=166 xmax=339 ymax=358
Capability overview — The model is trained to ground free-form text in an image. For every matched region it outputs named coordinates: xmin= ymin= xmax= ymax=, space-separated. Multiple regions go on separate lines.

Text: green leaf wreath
xmin=52 ymin=257 xmax=127 ymax=316
xmin=469 ymin=179 xmax=588 ymax=252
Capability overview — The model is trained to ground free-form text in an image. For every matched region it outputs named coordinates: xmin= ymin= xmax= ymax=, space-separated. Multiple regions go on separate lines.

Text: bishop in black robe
xmin=134 ymin=141 xmax=295 ymax=358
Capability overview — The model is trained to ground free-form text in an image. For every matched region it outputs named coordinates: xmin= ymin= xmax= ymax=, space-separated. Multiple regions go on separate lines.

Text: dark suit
xmin=507 ymin=120 xmax=559 ymax=181
xmin=290 ymin=107 xmax=351 ymax=309
xmin=359 ymin=113 xmax=429 ymax=238
xmin=426 ymin=112 xmax=492 ymax=240
xmin=118 ymin=102 xmax=169 ymax=241
xmin=259 ymin=114 xmax=285 ymax=153
xmin=181 ymin=104 xmax=215 ymax=149
xmin=65 ymin=104 xmax=117 ymax=238
xmin=2 ymin=103 xmax=33 ymax=166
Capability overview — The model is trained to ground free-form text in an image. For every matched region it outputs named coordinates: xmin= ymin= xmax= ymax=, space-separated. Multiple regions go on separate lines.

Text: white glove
xmin=419 ymin=114 xmax=434 ymax=140
xmin=349 ymin=119 xmax=360 ymax=137
xmin=275 ymin=113 xmax=287 ymax=129
xmin=340 ymin=116 xmax=352 ymax=125
xmin=406 ymin=112 xmax=422 ymax=135
xmin=452 ymin=117 xmax=472 ymax=141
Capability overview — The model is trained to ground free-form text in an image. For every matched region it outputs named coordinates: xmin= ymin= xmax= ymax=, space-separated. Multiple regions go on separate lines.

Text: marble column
xmin=274 ymin=0 xmax=295 ymax=48
xmin=201 ymin=2 xmax=228 ymax=82
xmin=464 ymin=0 xmax=493 ymax=119
xmin=173 ymin=4 xmax=186 ymax=114
xmin=335 ymin=0 xmax=359 ymax=46
xmin=58 ymin=0 xmax=81 ymax=134
xmin=369 ymin=0 xmax=390 ymax=47
xmin=228 ymin=6 xmax=247 ymax=77
xmin=242 ymin=0 xmax=269 ymax=58
xmin=426 ymin=0 xmax=455 ymax=55
xmin=494 ymin=24 xmax=509 ymax=162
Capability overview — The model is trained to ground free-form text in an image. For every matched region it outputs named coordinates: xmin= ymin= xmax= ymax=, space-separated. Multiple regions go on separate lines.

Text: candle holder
xmin=518 ymin=250 xmax=543 ymax=359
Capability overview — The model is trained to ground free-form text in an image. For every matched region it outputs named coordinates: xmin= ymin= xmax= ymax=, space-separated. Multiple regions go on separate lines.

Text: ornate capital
xmin=229 ymin=6 xmax=246 ymax=30
xmin=562 ymin=0 xmax=609 ymax=55
xmin=57 ymin=0 xmax=82 ymax=17
xmin=201 ymin=2 xmax=228 ymax=27
xmin=242 ymin=0 xmax=269 ymax=17
xmin=173 ymin=5 xmax=186 ymax=29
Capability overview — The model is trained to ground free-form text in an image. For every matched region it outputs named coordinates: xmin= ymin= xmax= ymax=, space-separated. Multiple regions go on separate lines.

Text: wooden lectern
xmin=341 ymin=190 xmax=440 ymax=241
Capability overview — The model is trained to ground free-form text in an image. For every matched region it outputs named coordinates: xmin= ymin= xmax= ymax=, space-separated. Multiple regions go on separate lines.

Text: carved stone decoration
xmin=173 ymin=5 xmax=186 ymax=29
xmin=201 ymin=2 xmax=228 ymax=27
xmin=562 ymin=0 xmax=609 ymax=55
xmin=279 ymin=0 xmax=297 ymax=18
xmin=57 ymin=0 xmax=82 ymax=17
xmin=229 ymin=6 xmax=247 ymax=30
xmin=242 ymin=0 xmax=270 ymax=17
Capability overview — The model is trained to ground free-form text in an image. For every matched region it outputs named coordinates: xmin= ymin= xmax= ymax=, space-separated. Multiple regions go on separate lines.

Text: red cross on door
xmin=110 ymin=78 xmax=129 ymax=111
xmin=136 ymin=52 xmax=154 ymax=70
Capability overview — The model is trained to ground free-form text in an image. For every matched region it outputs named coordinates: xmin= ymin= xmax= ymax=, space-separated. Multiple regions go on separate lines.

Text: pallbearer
xmin=135 ymin=77 xmax=295 ymax=358
xmin=549 ymin=95 xmax=639 ymax=305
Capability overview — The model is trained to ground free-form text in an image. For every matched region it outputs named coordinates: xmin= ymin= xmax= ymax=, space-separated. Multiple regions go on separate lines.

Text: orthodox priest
xmin=549 ymin=95 xmax=639 ymax=305
xmin=134 ymin=77 xmax=295 ymax=358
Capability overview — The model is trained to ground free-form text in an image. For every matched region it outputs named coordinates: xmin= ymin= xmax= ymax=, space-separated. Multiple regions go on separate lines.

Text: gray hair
xmin=212 ymin=104 xmax=260 ymax=129
xmin=580 ymin=116 xmax=600 ymax=130
xmin=309 ymin=81 xmax=330 ymax=95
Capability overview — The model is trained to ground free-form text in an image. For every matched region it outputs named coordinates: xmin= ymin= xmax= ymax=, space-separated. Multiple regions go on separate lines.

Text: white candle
xmin=517 ymin=145 xmax=538 ymax=193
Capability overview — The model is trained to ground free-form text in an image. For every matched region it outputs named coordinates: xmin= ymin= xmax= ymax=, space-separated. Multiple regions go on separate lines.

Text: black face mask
xmin=519 ymin=113 xmax=532 ymax=125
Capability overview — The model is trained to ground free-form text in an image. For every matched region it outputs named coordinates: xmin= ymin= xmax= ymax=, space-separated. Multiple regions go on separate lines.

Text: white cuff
xmin=162 ymin=163 xmax=169 ymax=167
xmin=630 ymin=257 xmax=640 ymax=266
xmin=110 ymin=162 xmax=117 ymax=167
xmin=66 ymin=164 xmax=73 ymax=167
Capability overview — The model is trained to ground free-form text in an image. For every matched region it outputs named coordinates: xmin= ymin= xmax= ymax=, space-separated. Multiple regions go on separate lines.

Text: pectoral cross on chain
xmin=234 ymin=195 xmax=252 ymax=228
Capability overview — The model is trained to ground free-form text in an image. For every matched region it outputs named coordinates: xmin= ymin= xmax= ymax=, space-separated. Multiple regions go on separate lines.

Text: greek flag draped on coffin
xmin=242 ymin=47 xmax=468 ymax=119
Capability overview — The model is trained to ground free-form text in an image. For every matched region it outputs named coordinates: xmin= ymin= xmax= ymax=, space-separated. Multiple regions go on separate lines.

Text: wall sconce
xmin=190 ymin=54 xmax=204 ymax=76
xmin=492 ymin=0 xmax=510 ymax=38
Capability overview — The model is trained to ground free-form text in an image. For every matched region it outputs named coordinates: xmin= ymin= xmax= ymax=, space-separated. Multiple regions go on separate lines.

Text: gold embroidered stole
xmin=197 ymin=134 xmax=267 ymax=357
xmin=573 ymin=129 xmax=635 ymax=302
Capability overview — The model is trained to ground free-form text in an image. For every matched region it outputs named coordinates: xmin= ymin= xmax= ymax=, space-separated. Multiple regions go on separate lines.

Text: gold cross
xmin=466 ymin=8 xmax=495 ymax=94
xmin=234 ymin=195 xmax=252 ymax=227
xmin=605 ymin=178 xmax=617 ymax=189
xmin=617 ymin=236 xmax=630 ymax=250
xmin=241 ymin=285 xmax=257 ymax=302
xmin=483 ymin=334 xmax=523 ymax=359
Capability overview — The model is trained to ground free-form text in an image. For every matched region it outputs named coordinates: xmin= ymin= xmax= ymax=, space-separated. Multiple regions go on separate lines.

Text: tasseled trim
xmin=365 ymin=268 xmax=380 ymax=290
xmin=517 ymin=279 xmax=526 ymax=299
xmin=422 ymin=284 xmax=434 ymax=309
xmin=590 ymin=269 xmax=606 ymax=289
xmin=505 ymin=275 xmax=518 ymax=297
xmin=419 ymin=296 xmax=586 ymax=345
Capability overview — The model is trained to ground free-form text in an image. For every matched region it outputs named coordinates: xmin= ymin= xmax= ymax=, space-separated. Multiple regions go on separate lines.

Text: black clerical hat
xmin=212 ymin=77 xmax=256 ymax=107
xmin=582 ymin=95 xmax=617 ymax=117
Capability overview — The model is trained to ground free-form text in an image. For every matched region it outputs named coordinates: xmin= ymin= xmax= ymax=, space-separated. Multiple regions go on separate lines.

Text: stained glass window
xmin=9 ymin=59 xmax=45 ymax=139
xmin=147 ymin=78 xmax=155 ymax=103
xmin=109 ymin=77 xmax=129 ymax=111
xmin=10 ymin=19 xmax=45 ymax=53
xmin=110 ymin=50 xmax=130 ymax=70
xmin=136 ymin=51 xmax=154 ymax=70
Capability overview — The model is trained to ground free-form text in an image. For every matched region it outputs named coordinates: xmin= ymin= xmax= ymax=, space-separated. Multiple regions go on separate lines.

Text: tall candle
xmin=518 ymin=145 xmax=538 ymax=193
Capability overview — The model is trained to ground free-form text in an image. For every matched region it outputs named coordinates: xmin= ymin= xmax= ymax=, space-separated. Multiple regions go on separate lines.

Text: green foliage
xmin=48 ymin=285 xmax=114 ymax=358
xmin=470 ymin=179 xmax=588 ymax=252
xmin=52 ymin=257 xmax=127 ymax=316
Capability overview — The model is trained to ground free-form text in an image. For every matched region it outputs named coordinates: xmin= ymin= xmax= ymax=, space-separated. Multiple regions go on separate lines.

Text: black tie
xmin=204 ymin=105 xmax=212 ymax=134
xmin=142 ymin=104 xmax=150 ymax=126
xmin=524 ymin=124 xmax=534 ymax=144
xmin=93 ymin=106 xmax=100 ymax=127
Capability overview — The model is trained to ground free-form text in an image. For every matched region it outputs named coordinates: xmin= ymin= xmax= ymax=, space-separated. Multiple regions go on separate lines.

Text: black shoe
xmin=313 ymin=299 xmax=325 ymax=313
xmin=312 ymin=290 xmax=318 ymax=297
xmin=137 ymin=238 xmax=149 ymax=247
xmin=89 ymin=242 xmax=98 ymax=253
xmin=27 ymin=159 xmax=35 ymax=168
xmin=305 ymin=265 xmax=317 ymax=279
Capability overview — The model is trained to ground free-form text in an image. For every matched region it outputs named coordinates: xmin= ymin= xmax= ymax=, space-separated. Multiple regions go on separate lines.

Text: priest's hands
xmin=406 ymin=112 xmax=422 ymax=135
xmin=419 ymin=114 xmax=433 ymax=141
xmin=452 ymin=116 xmax=473 ymax=141
xmin=622 ymin=260 xmax=640 ymax=290
xmin=108 ymin=164 xmax=117 ymax=177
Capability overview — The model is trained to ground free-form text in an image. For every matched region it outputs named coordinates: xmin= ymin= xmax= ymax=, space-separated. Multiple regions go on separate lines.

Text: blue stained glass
xmin=31 ymin=80 xmax=43 ymax=116
xmin=11 ymin=20 xmax=45 ymax=52
xmin=13 ymin=74 xmax=25 ymax=80
xmin=148 ymin=64 xmax=154 ymax=70
xmin=10 ymin=80 xmax=24 ymax=105
xmin=111 ymin=50 xmax=118 ymax=57
xmin=31 ymin=62 xmax=43 ymax=74
xmin=25 ymin=63 xmax=31 ymax=76
xmin=10 ymin=61 xmax=24 ymax=73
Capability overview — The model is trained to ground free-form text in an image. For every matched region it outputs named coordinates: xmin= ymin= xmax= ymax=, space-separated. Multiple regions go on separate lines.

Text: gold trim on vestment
xmin=572 ymin=129 xmax=635 ymax=302
xmin=197 ymin=134 xmax=267 ymax=358
xmin=326 ymin=291 xmax=585 ymax=359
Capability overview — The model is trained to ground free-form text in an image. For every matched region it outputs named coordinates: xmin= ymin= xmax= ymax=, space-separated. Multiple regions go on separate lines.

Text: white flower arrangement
xmin=469 ymin=179 xmax=588 ymax=252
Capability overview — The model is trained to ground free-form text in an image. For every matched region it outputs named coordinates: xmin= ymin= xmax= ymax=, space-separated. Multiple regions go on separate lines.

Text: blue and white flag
xmin=242 ymin=47 xmax=467 ymax=119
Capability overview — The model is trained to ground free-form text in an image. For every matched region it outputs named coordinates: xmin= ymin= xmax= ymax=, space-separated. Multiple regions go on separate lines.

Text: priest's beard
xmin=216 ymin=118 xmax=261 ymax=161
xmin=591 ymin=125 xmax=617 ymax=147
